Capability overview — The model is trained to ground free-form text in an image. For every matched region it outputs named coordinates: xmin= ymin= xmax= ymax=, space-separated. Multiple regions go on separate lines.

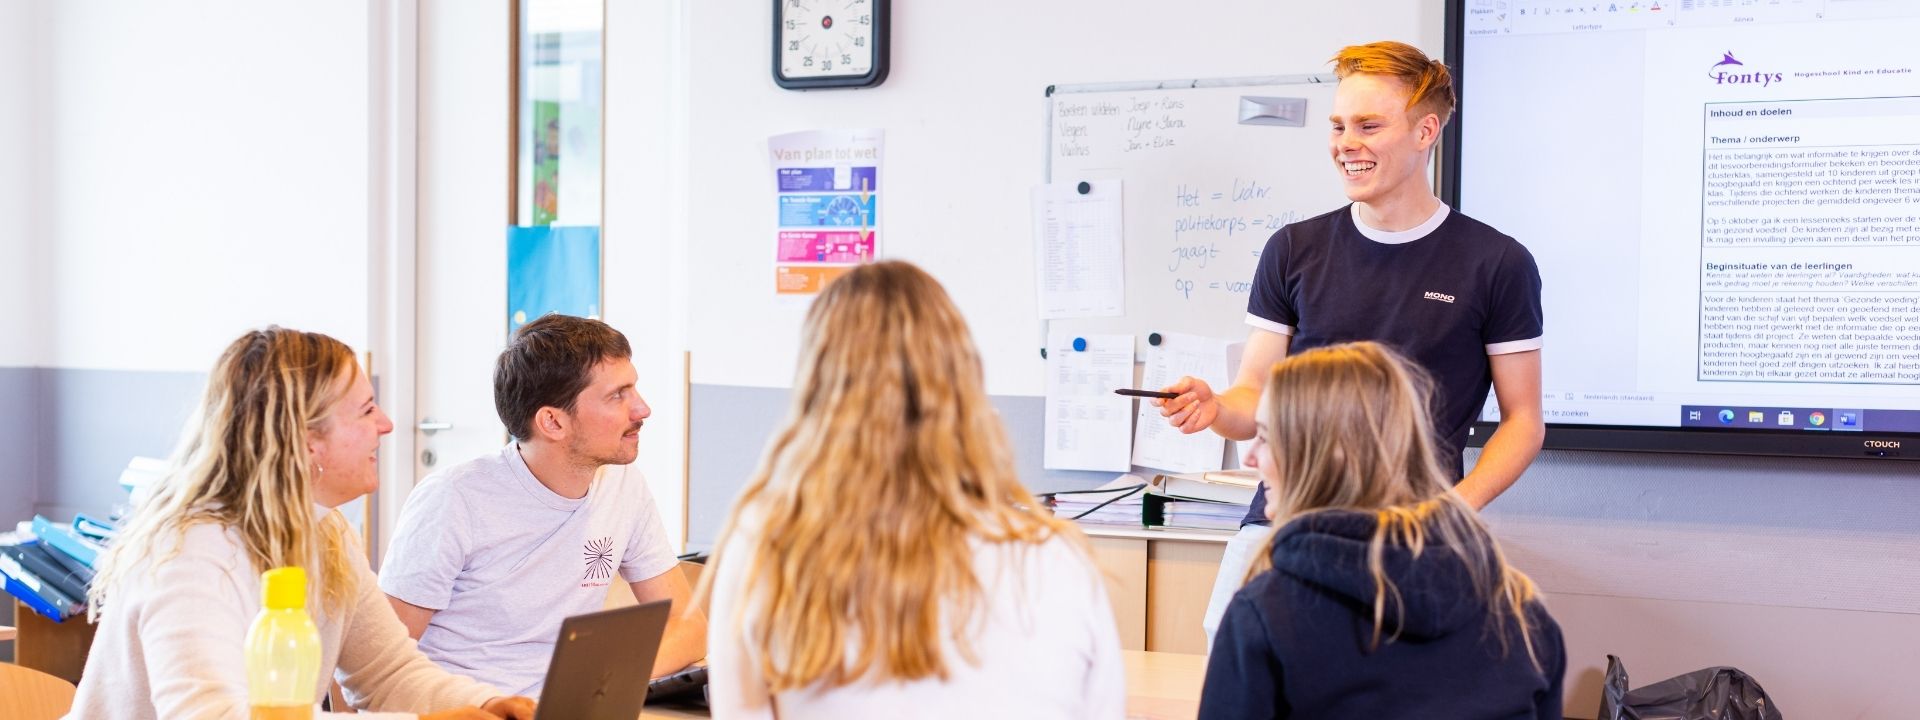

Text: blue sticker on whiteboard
xmin=777 ymin=166 xmax=878 ymax=192
xmin=779 ymin=194 xmax=878 ymax=227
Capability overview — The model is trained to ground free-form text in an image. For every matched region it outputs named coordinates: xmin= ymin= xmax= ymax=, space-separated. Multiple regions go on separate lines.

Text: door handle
xmin=417 ymin=418 xmax=453 ymax=436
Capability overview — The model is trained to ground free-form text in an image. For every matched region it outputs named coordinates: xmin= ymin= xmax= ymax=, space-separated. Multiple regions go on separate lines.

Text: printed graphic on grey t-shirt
xmin=582 ymin=536 xmax=616 ymax=584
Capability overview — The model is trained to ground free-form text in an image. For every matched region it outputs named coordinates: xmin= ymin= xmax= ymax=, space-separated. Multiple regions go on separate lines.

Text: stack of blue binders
xmin=0 ymin=514 xmax=116 ymax=622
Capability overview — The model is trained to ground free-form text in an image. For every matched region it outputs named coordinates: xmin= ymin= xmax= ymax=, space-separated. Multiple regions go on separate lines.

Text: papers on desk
xmin=1032 ymin=180 xmax=1124 ymax=319
xmin=1145 ymin=470 xmax=1254 ymax=531
xmin=1153 ymin=469 xmax=1259 ymax=506
xmin=1131 ymin=332 xmax=1232 ymax=473
xmin=1047 ymin=475 xmax=1149 ymax=527
xmin=1043 ymin=331 xmax=1135 ymax=472
xmin=1157 ymin=499 xmax=1247 ymax=531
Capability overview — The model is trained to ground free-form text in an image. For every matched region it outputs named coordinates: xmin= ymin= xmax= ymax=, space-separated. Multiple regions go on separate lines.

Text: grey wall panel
xmin=686 ymin=385 xmax=787 ymax=554
xmin=0 ymin=367 xmax=26 ymax=663
xmin=35 ymin=368 xmax=205 ymax=521
xmin=0 ymin=367 xmax=37 ymax=534
xmin=686 ymin=385 xmax=1115 ymax=552
xmin=1473 ymin=446 xmax=1920 ymax=614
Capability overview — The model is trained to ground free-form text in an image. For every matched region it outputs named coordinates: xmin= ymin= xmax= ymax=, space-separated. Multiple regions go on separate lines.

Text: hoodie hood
xmin=1268 ymin=508 xmax=1500 ymax=640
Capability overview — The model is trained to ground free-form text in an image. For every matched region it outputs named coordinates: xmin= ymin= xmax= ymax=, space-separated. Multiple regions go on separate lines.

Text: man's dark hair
xmin=495 ymin=314 xmax=633 ymax=441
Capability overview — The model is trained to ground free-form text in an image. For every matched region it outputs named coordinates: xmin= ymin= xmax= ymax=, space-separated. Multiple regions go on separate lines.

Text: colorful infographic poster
xmin=768 ymin=129 xmax=884 ymax=295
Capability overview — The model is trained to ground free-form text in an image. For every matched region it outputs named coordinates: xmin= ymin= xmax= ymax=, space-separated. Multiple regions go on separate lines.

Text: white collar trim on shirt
xmin=1350 ymin=202 xmax=1450 ymax=245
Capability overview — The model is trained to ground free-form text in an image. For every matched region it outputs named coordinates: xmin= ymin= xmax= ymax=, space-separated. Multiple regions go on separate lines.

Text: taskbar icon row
xmin=1680 ymin=405 xmax=1864 ymax=431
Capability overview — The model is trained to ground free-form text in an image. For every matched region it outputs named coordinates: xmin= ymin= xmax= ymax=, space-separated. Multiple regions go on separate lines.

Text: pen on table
xmin=1114 ymin=388 xmax=1180 ymax=400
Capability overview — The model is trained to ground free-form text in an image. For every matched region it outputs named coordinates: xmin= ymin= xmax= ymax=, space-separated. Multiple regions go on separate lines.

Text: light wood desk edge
xmin=1079 ymin=524 xmax=1232 ymax=655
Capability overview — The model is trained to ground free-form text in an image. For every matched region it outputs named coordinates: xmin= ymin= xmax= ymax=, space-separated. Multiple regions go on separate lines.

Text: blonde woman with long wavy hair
xmin=70 ymin=327 xmax=534 ymax=720
xmin=1198 ymin=342 xmax=1564 ymax=719
xmin=700 ymin=261 xmax=1125 ymax=719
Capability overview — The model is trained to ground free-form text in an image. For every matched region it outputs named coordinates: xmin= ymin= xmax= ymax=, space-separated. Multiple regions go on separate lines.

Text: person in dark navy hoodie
xmin=1199 ymin=342 xmax=1564 ymax=720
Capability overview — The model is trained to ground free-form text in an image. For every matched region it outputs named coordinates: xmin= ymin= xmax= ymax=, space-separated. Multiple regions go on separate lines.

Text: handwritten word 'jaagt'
xmin=1169 ymin=243 xmax=1221 ymax=272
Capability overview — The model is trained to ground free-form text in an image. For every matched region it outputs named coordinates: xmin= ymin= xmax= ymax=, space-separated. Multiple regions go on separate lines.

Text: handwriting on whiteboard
xmin=1055 ymin=94 xmax=1192 ymax=157
xmin=1165 ymin=180 xmax=1304 ymax=301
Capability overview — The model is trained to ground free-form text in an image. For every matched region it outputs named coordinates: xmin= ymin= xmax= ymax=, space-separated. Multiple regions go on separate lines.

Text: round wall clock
xmin=773 ymin=0 xmax=890 ymax=90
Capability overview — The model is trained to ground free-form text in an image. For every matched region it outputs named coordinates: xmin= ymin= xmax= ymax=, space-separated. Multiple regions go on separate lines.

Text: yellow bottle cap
xmin=261 ymin=567 xmax=308 ymax=610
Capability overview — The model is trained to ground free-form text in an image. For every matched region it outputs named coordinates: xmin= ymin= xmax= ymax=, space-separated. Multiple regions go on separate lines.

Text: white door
xmin=382 ymin=0 xmax=689 ymax=565
xmin=386 ymin=0 xmax=513 ymax=563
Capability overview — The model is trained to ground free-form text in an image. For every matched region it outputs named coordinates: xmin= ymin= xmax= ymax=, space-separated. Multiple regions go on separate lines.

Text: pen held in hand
xmin=1114 ymin=388 xmax=1180 ymax=400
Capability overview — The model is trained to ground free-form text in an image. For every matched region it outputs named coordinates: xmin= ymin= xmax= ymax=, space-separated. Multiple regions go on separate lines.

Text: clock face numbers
xmin=780 ymin=0 xmax=874 ymax=79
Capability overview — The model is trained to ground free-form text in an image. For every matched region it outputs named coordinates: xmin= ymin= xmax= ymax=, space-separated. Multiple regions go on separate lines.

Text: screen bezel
xmin=1441 ymin=0 xmax=1917 ymax=462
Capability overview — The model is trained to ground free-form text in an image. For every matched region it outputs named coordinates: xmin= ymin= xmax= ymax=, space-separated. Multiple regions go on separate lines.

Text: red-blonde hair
xmin=1331 ymin=41 xmax=1456 ymax=127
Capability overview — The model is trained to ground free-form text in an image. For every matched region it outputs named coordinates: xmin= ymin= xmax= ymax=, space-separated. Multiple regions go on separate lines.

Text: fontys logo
xmin=1709 ymin=51 xmax=1784 ymax=88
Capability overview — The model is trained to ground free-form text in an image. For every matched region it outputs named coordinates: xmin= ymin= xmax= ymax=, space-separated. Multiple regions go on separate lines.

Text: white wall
xmin=0 ymin=0 xmax=40 ymax=367
xmin=17 ymin=0 xmax=378 ymax=522
xmin=39 ymin=0 xmax=370 ymax=372
xmin=684 ymin=0 xmax=1447 ymax=394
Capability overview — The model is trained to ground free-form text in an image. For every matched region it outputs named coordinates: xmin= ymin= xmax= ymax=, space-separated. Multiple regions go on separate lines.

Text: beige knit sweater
xmin=66 ymin=521 xmax=503 ymax=719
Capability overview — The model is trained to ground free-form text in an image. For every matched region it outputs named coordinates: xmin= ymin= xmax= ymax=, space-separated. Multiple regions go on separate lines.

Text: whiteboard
xmin=1043 ymin=75 xmax=1351 ymax=354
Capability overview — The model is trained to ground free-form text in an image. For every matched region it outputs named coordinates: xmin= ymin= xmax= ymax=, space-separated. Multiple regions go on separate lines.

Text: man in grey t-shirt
xmin=379 ymin=315 xmax=707 ymax=696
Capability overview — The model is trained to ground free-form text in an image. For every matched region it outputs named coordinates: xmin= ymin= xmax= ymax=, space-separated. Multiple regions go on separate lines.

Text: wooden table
xmin=1122 ymin=649 xmax=1208 ymax=719
xmin=639 ymin=650 xmax=1207 ymax=719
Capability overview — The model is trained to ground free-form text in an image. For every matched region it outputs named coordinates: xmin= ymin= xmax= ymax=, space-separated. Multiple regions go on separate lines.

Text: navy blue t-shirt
xmin=1241 ymin=204 xmax=1543 ymax=524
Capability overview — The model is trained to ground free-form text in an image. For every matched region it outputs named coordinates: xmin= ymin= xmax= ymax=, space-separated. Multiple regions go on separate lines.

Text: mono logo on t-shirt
xmin=1423 ymin=291 xmax=1456 ymax=304
xmin=582 ymin=536 xmax=616 ymax=581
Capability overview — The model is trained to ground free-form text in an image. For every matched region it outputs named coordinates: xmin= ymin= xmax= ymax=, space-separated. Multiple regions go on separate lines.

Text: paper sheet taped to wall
xmin=1043 ymin=330 xmax=1134 ymax=472
xmin=1131 ymin=332 xmax=1232 ymax=473
xmin=1033 ymin=180 xmax=1125 ymax=319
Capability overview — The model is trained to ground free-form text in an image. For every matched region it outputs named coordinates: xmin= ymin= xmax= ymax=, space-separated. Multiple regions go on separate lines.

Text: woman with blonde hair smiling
xmin=701 ymin=260 xmax=1125 ymax=719
xmin=70 ymin=327 xmax=534 ymax=719
xmin=1199 ymin=341 xmax=1564 ymax=719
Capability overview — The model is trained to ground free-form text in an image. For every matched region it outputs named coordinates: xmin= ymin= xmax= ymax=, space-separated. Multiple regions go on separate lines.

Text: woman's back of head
xmin=1258 ymin=341 xmax=1453 ymax=517
xmin=91 ymin=326 xmax=361 ymax=618
xmin=1251 ymin=341 xmax=1544 ymax=663
xmin=704 ymin=260 xmax=1075 ymax=691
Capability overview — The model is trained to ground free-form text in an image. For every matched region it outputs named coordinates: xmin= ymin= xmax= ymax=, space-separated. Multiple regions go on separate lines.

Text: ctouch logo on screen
xmin=1709 ymin=51 xmax=1785 ymax=88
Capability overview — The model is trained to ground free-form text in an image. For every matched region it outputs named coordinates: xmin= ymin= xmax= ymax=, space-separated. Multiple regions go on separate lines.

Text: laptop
xmin=533 ymin=599 xmax=672 ymax=720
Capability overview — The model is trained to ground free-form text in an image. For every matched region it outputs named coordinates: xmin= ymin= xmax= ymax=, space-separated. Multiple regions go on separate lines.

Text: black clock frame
xmin=771 ymin=0 xmax=890 ymax=90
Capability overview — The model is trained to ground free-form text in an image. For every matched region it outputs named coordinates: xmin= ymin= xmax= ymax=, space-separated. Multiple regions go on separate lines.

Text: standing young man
xmin=1156 ymin=41 xmax=1546 ymax=643
xmin=381 ymin=314 xmax=707 ymax=696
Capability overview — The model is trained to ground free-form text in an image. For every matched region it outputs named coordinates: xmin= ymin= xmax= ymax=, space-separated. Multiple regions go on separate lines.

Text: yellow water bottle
xmin=246 ymin=567 xmax=321 ymax=720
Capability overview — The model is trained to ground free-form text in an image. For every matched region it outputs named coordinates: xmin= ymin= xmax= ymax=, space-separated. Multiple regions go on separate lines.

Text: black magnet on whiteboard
xmin=1072 ymin=337 xmax=1088 ymax=352
xmin=1148 ymin=333 xmax=1163 ymax=347
xmin=1040 ymin=348 xmax=1048 ymax=359
xmin=1076 ymin=181 xmax=1091 ymax=195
